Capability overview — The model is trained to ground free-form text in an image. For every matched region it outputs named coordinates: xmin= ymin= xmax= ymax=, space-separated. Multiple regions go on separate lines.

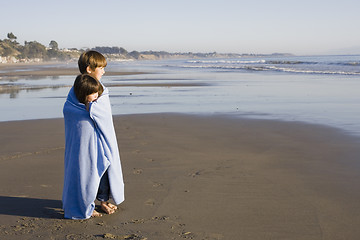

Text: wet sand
xmin=0 ymin=62 xmax=206 ymax=96
xmin=1 ymin=114 xmax=360 ymax=239
xmin=0 ymin=62 xmax=144 ymax=77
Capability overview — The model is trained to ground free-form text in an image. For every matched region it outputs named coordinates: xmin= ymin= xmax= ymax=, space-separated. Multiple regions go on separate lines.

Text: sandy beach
xmin=0 ymin=114 xmax=360 ymax=239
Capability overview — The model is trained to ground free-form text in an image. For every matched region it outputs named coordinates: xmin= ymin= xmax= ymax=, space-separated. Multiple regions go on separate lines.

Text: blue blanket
xmin=62 ymin=86 xmax=124 ymax=219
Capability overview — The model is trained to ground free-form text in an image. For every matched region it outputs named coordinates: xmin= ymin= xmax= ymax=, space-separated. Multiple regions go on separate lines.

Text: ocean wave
xmin=179 ymin=64 xmax=360 ymax=75
xmin=264 ymin=66 xmax=360 ymax=75
xmin=329 ymin=61 xmax=360 ymax=66
xmin=186 ymin=59 xmax=319 ymax=65
xmin=186 ymin=59 xmax=360 ymax=67
xmin=186 ymin=59 xmax=266 ymax=64
xmin=265 ymin=60 xmax=316 ymax=65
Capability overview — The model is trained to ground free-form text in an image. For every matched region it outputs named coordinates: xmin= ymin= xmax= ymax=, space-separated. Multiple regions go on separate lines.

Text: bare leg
xmin=91 ymin=209 xmax=102 ymax=217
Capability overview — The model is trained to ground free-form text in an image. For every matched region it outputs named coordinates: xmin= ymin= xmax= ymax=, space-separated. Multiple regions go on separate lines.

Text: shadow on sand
xmin=0 ymin=196 xmax=63 ymax=219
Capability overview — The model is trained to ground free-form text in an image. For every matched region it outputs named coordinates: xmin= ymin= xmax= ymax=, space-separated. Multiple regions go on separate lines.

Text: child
xmin=63 ymin=51 xmax=125 ymax=219
xmin=73 ymin=74 xmax=103 ymax=111
xmin=78 ymin=50 xmax=107 ymax=81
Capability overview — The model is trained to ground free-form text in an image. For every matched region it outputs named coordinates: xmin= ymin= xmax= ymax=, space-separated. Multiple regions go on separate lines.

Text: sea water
xmin=1 ymin=55 xmax=360 ymax=135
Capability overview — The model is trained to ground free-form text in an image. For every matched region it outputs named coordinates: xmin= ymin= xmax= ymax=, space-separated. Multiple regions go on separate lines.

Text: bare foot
xmin=91 ymin=209 xmax=102 ymax=218
xmin=101 ymin=201 xmax=116 ymax=214
xmin=107 ymin=202 xmax=118 ymax=211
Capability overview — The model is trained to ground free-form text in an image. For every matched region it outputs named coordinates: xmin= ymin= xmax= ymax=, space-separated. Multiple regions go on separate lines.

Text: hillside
xmin=0 ymin=33 xmax=292 ymax=64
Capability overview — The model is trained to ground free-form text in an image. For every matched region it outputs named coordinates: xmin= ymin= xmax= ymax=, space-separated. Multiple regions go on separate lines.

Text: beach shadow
xmin=0 ymin=196 xmax=63 ymax=219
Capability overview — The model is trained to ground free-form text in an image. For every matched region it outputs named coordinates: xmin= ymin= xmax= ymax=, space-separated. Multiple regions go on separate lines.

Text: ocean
xmin=1 ymin=54 xmax=360 ymax=135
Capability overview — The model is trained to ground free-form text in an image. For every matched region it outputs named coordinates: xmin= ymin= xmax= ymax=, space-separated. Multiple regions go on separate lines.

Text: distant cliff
xmin=0 ymin=33 xmax=292 ymax=64
xmin=0 ymin=34 xmax=80 ymax=63
xmin=91 ymin=46 xmax=292 ymax=61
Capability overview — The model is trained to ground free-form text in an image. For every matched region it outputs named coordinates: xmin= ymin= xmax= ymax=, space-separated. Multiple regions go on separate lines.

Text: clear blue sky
xmin=1 ymin=0 xmax=360 ymax=55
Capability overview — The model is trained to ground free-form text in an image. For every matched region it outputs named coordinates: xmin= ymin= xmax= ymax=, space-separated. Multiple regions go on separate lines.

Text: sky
xmin=1 ymin=0 xmax=360 ymax=55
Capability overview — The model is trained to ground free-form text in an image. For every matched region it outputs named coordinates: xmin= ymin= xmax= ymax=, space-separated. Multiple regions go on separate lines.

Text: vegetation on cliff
xmin=0 ymin=32 xmax=292 ymax=63
xmin=0 ymin=33 xmax=80 ymax=63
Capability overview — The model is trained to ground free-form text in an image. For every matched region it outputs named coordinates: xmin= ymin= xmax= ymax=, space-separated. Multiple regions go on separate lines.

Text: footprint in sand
xmin=133 ymin=168 xmax=143 ymax=174
xmin=152 ymin=182 xmax=163 ymax=188
xmin=189 ymin=170 xmax=203 ymax=178
xmin=140 ymin=141 xmax=148 ymax=146
xmin=145 ymin=199 xmax=155 ymax=206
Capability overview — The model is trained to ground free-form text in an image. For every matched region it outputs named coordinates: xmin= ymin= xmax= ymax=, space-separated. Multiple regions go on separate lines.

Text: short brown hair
xmin=73 ymin=74 xmax=104 ymax=104
xmin=78 ymin=50 xmax=107 ymax=74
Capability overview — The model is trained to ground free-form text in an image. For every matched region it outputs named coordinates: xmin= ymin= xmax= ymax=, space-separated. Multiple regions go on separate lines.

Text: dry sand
xmin=1 ymin=114 xmax=360 ymax=239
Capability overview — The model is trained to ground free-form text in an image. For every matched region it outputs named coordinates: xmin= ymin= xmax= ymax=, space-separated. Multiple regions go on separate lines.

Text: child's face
xmin=86 ymin=92 xmax=99 ymax=103
xmin=87 ymin=66 xmax=105 ymax=81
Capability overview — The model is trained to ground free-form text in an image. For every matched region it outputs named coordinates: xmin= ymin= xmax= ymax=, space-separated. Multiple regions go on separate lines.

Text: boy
xmin=78 ymin=50 xmax=107 ymax=81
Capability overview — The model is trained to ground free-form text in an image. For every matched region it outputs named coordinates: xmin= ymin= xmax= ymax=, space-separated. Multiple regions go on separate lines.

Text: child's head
xmin=78 ymin=51 xmax=107 ymax=80
xmin=74 ymin=74 xmax=104 ymax=104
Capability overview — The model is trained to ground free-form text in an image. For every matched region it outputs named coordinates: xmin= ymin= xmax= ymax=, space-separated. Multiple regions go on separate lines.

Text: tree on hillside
xmin=7 ymin=32 xmax=17 ymax=41
xmin=49 ymin=40 xmax=59 ymax=50
xmin=92 ymin=46 xmax=129 ymax=55
xmin=0 ymin=41 xmax=21 ymax=57
xmin=47 ymin=40 xmax=71 ymax=60
xmin=21 ymin=41 xmax=47 ymax=59
xmin=47 ymin=40 xmax=59 ymax=59
xmin=129 ymin=51 xmax=140 ymax=59
xmin=0 ymin=33 xmax=21 ymax=57
xmin=119 ymin=47 xmax=128 ymax=55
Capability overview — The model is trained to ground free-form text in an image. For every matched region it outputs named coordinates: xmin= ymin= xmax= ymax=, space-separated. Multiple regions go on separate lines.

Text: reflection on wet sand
xmin=0 ymin=84 xmax=69 ymax=98
xmin=0 ymin=64 xmax=145 ymax=77
xmin=0 ymin=82 xmax=207 ymax=99
xmin=0 ymin=63 xmax=147 ymax=98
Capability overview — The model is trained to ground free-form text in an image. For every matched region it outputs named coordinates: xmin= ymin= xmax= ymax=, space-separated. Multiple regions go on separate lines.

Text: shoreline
xmin=1 ymin=113 xmax=360 ymax=239
xmin=0 ymin=61 xmax=147 ymax=77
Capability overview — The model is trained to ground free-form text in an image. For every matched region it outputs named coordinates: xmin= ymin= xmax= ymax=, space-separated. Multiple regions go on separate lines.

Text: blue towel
xmin=62 ymin=86 xmax=124 ymax=219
